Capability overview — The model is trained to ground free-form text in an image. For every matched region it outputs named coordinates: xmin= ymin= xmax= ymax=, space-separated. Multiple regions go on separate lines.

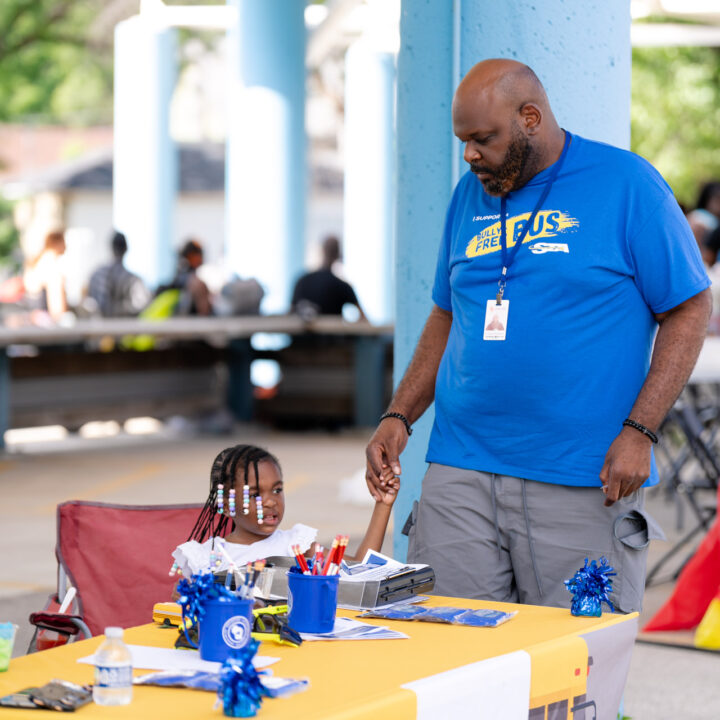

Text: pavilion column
xmin=343 ymin=40 xmax=396 ymax=324
xmin=113 ymin=16 xmax=177 ymax=289
xmin=225 ymin=0 xmax=307 ymax=313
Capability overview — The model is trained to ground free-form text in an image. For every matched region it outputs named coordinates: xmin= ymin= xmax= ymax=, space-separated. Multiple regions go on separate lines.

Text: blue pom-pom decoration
xmin=564 ymin=557 xmax=616 ymax=617
xmin=218 ymin=640 xmax=268 ymax=717
xmin=177 ymin=571 xmax=235 ymax=646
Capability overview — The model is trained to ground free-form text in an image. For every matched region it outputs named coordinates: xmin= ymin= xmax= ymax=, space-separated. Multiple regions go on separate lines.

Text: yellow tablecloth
xmin=0 ymin=596 xmax=637 ymax=719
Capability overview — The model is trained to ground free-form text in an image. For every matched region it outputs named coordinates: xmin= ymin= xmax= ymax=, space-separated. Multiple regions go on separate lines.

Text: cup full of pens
xmin=200 ymin=553 xmax=266 ymax=662
xmin=287 ymin=535 xmax=348 ymax=634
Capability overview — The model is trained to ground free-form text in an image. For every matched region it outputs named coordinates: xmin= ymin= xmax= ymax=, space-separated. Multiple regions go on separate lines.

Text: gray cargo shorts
xmin=405 ymin=463 xmax=664 ymax=612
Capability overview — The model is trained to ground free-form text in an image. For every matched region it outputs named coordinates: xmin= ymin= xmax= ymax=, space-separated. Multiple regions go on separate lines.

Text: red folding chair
xmin=28 ymin=500 xmax=203 ymax=652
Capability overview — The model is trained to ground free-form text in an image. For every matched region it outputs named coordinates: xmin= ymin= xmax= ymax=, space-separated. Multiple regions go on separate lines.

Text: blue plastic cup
xmin=287 ymin=571 xmax=339 ymax=634
xmin=196 ymin=596 xmax=254 ymax=662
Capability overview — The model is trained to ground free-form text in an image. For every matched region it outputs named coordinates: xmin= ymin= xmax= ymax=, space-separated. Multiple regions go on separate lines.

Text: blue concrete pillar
xmin=457 ymin=1 xmax=631 ymax=150
xmin=225 ymin=0 xmax=307 ymax=314
xmin=113 ymin=16 xmax=177 ymax=290
xmin=393 ymin=0 xmax=631 ymax=558
xmin=393 ymin=1 xmax=455 ymax=559
xmin=343 ymin=41 xmax=396 ymax=325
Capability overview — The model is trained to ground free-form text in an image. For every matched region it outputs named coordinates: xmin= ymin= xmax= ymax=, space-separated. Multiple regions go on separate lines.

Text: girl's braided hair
xmin=187 ymin=444 xmax=281 ymax=543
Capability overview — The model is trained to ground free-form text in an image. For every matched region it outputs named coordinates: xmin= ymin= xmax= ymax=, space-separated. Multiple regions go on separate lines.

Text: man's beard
xmin=470 ymin=129 xmax=534 ymax=196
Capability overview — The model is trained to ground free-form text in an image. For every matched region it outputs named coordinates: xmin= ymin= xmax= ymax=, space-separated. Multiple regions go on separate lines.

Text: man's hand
xmin=365 ymin=419 xmax=409 ymax=501
xmin=599 ymin=427 xmax=653 ymax=506
xmin=362 ymin=305 xmax=452 ymax=502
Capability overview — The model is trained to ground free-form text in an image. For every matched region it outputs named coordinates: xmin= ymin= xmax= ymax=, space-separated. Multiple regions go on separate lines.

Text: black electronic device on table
xmin=256 ymin=556 xmax=435 ymax=609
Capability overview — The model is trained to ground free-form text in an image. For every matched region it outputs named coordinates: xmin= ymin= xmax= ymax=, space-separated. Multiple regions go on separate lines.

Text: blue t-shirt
xmin=429 ymin=133 xmax=710 ymax=487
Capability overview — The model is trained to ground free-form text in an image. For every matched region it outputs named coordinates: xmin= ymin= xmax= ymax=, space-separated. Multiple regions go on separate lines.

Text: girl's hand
xmin=379 ymin=465 xmax=396 ymax=485
xmin=377 ymin=478 xmax=399 ymax=507
xmin=366 ymin=421 xmax=408 ymax=500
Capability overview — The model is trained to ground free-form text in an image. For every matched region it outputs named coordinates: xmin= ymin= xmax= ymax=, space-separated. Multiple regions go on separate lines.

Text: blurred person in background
xmin=171 ymin=239 xmax=212 ymax=316
xmin=704 ymin=224 xmax=720 ymax=268
xmin=87 ymin=231 xmax=150 ymax=317
xmin=214 ymin=273 xmax=264 ymax=316
xmin=290 ymin=235 xmax=366 ymax=320
xmin=702 ymin=223 xmax=720 ymax=335
xmin=686 ymin=183 xmax=720 ymax=335
xmin=687 ymin=181 xmax=720 ymax=266
xmin=23 ymin=229 xmax=68 ymax=322
xmin=695 ymin=181 xmax=720 ymax=222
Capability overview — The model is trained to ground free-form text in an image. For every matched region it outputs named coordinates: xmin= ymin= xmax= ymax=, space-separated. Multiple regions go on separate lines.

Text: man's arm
xmin=600 ymin=288 xmax=712 ymax=506
xmin=365 ymin=304 xmax=452 ymax=500
xmin=46 ymin=269 xmax=68 ymax=321
xmin=353 ymin=300 xmax=368 ymax=322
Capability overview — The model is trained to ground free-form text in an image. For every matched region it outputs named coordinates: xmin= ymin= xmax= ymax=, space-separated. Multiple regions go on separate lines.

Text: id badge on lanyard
xmin=484 ymin=131 xmax=571 ymax=341
xmin=484 ymin=298 xmax=509 ymax=341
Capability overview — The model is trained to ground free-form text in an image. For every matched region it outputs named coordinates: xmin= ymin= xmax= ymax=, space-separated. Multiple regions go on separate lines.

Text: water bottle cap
xmin=104 ymin=627 xmax=123 ymax=639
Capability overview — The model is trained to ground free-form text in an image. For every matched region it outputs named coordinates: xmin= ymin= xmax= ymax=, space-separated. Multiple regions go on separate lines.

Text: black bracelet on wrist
xmin=380 ymin=412 xmax=413 ymax=436
xmin=622 ymin=418 xmax=658 ymax=444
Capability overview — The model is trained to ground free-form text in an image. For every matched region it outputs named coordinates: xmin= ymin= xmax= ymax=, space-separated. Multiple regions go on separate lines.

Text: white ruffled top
xmin=171 ymin=523 xmax=317 ymax=577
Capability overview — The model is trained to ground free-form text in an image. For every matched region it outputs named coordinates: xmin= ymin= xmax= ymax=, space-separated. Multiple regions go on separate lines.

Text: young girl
xmin=172 ymin=444 xmax=398 ymax=578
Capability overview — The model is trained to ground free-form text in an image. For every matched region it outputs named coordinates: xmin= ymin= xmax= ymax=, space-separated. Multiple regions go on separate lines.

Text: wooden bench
xmin=0 ymin=317 xmax=393 ymax=447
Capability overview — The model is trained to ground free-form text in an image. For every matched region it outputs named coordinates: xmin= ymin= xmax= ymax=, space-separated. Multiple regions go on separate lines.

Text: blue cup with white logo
xmin=287 ymin=571 xmax=339 ymax=634
xmin=197 ymin=596 xmax=253 ymax=662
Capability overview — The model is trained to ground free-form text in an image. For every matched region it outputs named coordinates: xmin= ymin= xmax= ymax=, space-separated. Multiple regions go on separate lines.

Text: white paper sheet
xmin=77 ymin=645 xmax=279 ymax=673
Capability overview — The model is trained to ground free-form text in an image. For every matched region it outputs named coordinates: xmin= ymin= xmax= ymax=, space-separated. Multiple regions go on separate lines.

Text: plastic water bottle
xmin=92 ymin=627 xmax=133 ymax=706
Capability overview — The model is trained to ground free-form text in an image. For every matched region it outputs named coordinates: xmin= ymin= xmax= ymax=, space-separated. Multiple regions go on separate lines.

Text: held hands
xmin=376 ymin=479 xmax=400 ymax=507
xmin=599 ymin=427 xmax=653 ymax=506
xmin=365 ymin=418 xmax=409 ymax=502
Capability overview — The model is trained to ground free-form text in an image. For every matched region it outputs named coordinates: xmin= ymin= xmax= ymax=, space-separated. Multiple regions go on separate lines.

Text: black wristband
xmin=622 ymin=418 xmax=658 ymax=444
xmin=380 ymin=412 xmax=413 ymax=436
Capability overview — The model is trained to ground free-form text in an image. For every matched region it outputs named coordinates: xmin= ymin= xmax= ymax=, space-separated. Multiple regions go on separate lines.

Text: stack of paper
xmin=299 ymin=617 xmax=408 ymax=641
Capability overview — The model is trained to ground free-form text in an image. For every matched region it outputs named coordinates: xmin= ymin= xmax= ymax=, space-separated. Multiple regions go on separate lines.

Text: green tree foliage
xmin=0 ymin=0 xmax=116 ymax=125
xmin=0 ymin=196 xmax=20 ymax=271
xmin=632 ymin=45 xmax=720 ymax=208
xmin=0 ymin=1 xmax=220 ymax=266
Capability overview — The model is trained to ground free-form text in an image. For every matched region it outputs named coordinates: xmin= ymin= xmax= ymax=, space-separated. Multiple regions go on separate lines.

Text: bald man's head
xmin=452 ymin=59 xmax=562 ymax=196
xmin=457 ymin=60 xmax=549 ymax=114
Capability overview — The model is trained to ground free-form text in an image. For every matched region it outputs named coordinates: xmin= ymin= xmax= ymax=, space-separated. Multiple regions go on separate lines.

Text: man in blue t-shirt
xmin=365 ymin=59 xmax=712 ymax=611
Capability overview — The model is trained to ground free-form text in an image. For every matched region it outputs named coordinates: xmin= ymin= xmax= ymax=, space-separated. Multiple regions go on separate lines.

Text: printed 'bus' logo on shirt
xmin=465 ymin=209 xmax=579 ymax=258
